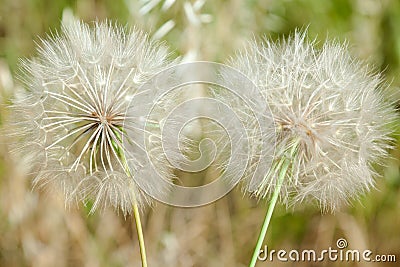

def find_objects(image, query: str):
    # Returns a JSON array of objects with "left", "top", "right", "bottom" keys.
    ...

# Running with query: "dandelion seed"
[
  {"left": 7, "top": 19, "right": 173, "bottom": 216},
  {"left": 233, "top": 31, "right": 396, "bottom": 211},
  {"left": 6, "top": 19, "right": 176, "bottom": 267},
  {"left": 229, "top": 31, "right": 397, "bottom": 267}
]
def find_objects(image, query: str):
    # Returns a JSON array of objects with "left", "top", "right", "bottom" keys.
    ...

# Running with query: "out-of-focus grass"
[{"left": 0, "top": 1, "right": 399, "bottom": 267}]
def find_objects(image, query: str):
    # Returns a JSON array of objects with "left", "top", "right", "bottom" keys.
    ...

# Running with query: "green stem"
[
  {"left": 132, "top": 199, "right": 148, "bottom": 267},
  {"left": 116, "top": 141, "right": 148, "bottom": 267},
  {"left": 248, "top": 159, "right": 290, "bottom": 267},
  {"left": 104, "top": 128, "right": 149, "bottom": 267}
]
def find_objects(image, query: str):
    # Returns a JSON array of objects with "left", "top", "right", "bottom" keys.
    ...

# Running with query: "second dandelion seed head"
[{"left": 230, "top": 31, "right": 396, "bottom": 212}]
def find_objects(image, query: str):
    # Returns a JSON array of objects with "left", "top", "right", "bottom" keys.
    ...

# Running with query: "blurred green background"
[{"left": 0, "top": 0, "right": 399, "bottom": 266}]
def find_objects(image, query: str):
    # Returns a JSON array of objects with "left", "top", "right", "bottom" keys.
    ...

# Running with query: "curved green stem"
[{"left": 248, "top": 159, "right": 290, "bottom": 267}]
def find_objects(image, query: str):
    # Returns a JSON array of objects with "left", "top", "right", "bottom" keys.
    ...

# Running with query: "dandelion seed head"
[
  {"left": 7, "top": 20, "right": 173, "bottom": 215},
  {"left": 231, "top": 31, "right": 396, "bottom": 212}
]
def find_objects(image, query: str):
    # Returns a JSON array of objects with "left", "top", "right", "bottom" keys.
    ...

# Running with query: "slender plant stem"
[
  {"left": 132, "top": 199, "right": 148, "bottom": 267},
  {"left": 117, "top": 145, "right": 148, "bottom": 267},
  {"left": 109, "top": 128, "right": 149, "bottom": 267},
  {"left": 248, "top": 159, "right": 290, "bottom": 267}
]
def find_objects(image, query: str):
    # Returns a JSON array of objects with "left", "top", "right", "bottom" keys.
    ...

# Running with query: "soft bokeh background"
[{"left": 0, "top": 0, "right": 399, "bottom": 266}]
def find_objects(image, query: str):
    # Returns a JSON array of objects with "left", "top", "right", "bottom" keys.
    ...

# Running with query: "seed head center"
[{"left": 92, "top": 111, "right": 113, "bottom": 125}]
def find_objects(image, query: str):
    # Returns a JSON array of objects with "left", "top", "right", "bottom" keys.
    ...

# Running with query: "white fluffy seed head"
[
  {"left": 7, "top": 20, "right": 173, "bottom": 215},
  {"left": 231, "top": 31, "right": 397, "bottom": 212}
]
